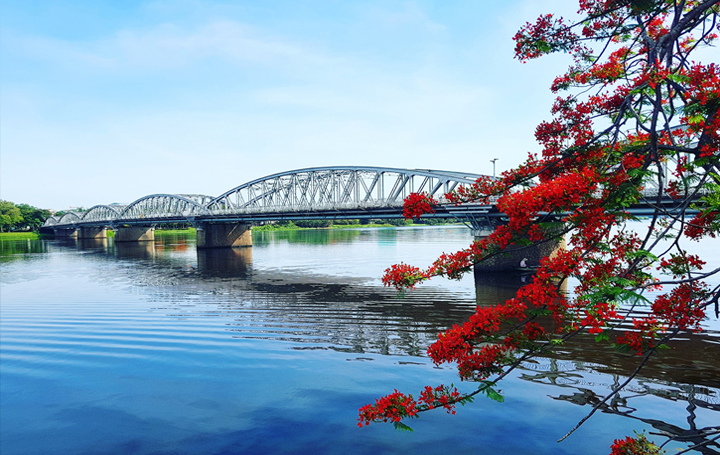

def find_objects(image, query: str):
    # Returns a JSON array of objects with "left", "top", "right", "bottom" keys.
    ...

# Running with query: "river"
[{"left": 1, "top": 226, "right": 718, "bottom": 454}]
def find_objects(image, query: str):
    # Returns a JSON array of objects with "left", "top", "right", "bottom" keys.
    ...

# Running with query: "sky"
[{"left": 1, "top": 0, "right": 580, "bottom": 210}]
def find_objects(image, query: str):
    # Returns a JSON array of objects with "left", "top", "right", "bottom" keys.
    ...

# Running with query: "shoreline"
[{"left": 1, "top": 222, "right": 463, "bottom": 240}]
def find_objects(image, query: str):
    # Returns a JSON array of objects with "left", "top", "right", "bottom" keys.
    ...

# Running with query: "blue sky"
[{"left": 1, "top": 0, "right": 578, "bottom": 210}]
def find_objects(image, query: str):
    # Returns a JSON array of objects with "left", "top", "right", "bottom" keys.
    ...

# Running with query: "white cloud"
[{"left": 6, "top": 20, "right": 340, "bottom": 74}]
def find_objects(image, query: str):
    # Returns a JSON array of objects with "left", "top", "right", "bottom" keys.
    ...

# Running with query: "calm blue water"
[{"left": 1, "top": 226, "right": 718, "bottom": 454}]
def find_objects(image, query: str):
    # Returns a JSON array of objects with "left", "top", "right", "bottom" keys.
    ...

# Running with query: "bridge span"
[
  {"left": 42, "top": 165, "right": 693, "bottom": 252},
  {"left": 43, "top": 166, "right": 502, "bottom": 247}
]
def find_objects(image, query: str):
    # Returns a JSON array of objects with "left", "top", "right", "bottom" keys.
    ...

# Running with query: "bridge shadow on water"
[{"left": 29, "top": 236, "right": 720, "bottom": 454}]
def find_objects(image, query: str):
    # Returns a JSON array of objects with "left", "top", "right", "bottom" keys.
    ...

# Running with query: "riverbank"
[
  {"left": 0, "top": 232, "right": 46, "bottom": 240},
  {"left": 5, "top": 222, "right": 461, "bottom": 240}
]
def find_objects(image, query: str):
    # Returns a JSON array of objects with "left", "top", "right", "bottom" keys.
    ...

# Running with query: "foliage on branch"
[{"left": 359, "top": 1, "right": 720, "bottom": 452}]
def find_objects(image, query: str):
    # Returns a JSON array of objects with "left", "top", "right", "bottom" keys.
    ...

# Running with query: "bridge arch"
[
  {"left": 80, "top": 205, "right": 122, "bottom": 224},
  {"left": 176, "top": 194, "right": 215, "bottom": 206},
  {"left": 118, "top": 194, "right": 208, "bottom": 222},
  {"left": 57, "top": 212, "right": 82, "bottom": 225},
  {"left": 204, "top": 166, "right": 485, "bottom": 213},
  {"left": 43, "top": 216, "right": 61, "bottom": 227}
]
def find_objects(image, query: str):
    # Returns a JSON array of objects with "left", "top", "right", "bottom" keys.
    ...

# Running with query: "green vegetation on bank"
[
  {"left": 154, "top": 228, "right": 197, "bottom": 236},
  {"left": 6, "top": 218, "right": 460, "bottom": 238},
  {"left": 0, "top": 200, "right": 52, "bottom": 232},
  {"left": 0, "top": 232, "right": 45, "bottom": 240}
]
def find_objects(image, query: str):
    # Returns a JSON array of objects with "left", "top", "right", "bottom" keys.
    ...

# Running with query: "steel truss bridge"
[
  {"left": 42, "top": 165, "right": 699, "bottom": 233},
  {"left": 43, "top": 167, "right": 502, "bottom": 232}
]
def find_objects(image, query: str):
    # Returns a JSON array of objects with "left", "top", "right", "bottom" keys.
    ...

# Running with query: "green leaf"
[
  {"left": 667, "top": 73, "right": 690, "bottom": 84},
  {"left": 627, "top": 249, "right": 658, "bottom": 261},
  {"left": 536, "top": 40, "right": 552, "bottom": 53},
  {"left": 613, "top": 343, "right": 631, "bottom": 353},
  {"left": 527, "top": 308, "right": 552, "bottom": 317},
  {"left": 393, "top": 421, "right": 414, "bottom": 432},
  {"left": 484, "top": 387, "right": 505, "bottom": 403},
  {"left": 459, "top": 395, "right": 475, "bottom": 406},
  {"left": 514, "top": 237, "right": 533, "bottom": 246},
  {"left": 617, "top": 290, "right": 652, "bottom": 306},
  {"left": 595, "top": 332, "right": 610, "bottom": 342}
]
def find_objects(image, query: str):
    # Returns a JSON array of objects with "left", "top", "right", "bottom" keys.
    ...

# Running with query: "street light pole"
[{"left": 490, "top": 158, "right": 498, "bottom": 179}]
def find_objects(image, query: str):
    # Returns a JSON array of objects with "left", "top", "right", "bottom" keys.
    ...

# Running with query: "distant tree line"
[{"left": 0, "top": 200, "right": 52, "bottom": 232}]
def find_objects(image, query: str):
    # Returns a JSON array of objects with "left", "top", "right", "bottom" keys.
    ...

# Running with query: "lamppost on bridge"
[{"left": 490, "top": 158, "right": 499, "bottom": 180}]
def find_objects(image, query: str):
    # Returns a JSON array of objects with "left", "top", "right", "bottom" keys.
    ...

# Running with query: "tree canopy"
[
  {"left": 359, "top": 1, "right": 719, "bottom": 453},
  {"left": 0, "top": 200, "right": 52, "bottom": 232}
]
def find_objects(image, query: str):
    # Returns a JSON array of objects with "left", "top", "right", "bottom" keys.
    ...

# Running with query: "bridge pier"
[
  {"left": 197, "top": 223, "right": 252, "bottom": 249},
  {"left": 471, "top": 228, "right": 494, "bottom": 237},
  {"left": 78, "top": 226, "right": 107, "bottom": 239},
  {"left": 115, "top": 226, "right": 155, "bottom": 242},
  {"left": 473, "top": 228, "right": 566, "bottom": 272},
  {"left": 54, "top": 228, "right": 79, "bottom": 239}
]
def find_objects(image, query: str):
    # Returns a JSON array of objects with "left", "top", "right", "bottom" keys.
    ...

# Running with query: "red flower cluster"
[
  {"left": 615, "top": 318, "right": 661, "bottom": 355},
  {"left": 685, "top": 211, "right": 718, "bottom": 240},
  {"left": 358, "top": 384, "right": 467, "bottom": 427},
  {"left": 363, "top": 3, "right": 719, "bottom": 452},
  {"left": 652, "top": 282, "right": 708, "bottom": 332},
  {"left": 403, "top": 192, "right": 438, "bottom": 219},
  {"left": 513, "top": 14, "right": 584, "bottom": 63},
  {"left": 579, "top": 303, "right": 619, "bottom": 335},
  {"left": 658, "top": 252, "right": 705, "bottom": 278},
  {"left": 358, "top": 390, "right": 418, "bottom": 426},
  {"left": 418, "top": 385, "right": 462, "bottom": 414},
  {"left": 381, "top": 263, "right": 428, "bottom": 290}
]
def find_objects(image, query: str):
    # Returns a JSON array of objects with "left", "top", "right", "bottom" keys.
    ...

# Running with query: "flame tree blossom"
[{"left": 359, "top": 1, "right": 720, "bottom": 453}]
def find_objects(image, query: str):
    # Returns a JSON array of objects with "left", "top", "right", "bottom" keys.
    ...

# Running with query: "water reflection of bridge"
[
  {"left": 55, "top": 237, "right": 719, "bottom": 386},
  {"left": 519, "top": 359, "right": 720, "bottom": 454}
]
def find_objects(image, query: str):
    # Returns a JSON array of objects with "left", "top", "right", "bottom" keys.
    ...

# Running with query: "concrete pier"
[
  {"left": 54, "top": 228, "right": 79, "bottom": 239},
  {"left": 115, "top": 226, "right": 155, "bottom": 242},
  {"left": 196, "top": 223, "right": 252, "bottom": 249},
  {"left": 473, "top": 228, "right": 566, "bottom": 272},
  {"left": 79, "top": 226, "right": 107, "bottom": 239}
]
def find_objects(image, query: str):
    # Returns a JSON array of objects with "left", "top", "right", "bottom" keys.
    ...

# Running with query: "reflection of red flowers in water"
[{"left": 610, "top": 434, "right": 662, "bottom": 455}]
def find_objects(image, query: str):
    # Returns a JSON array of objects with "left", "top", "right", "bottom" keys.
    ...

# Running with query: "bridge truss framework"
[{"left": 43, "top": 167, "right": 498, "bottom": 232}]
